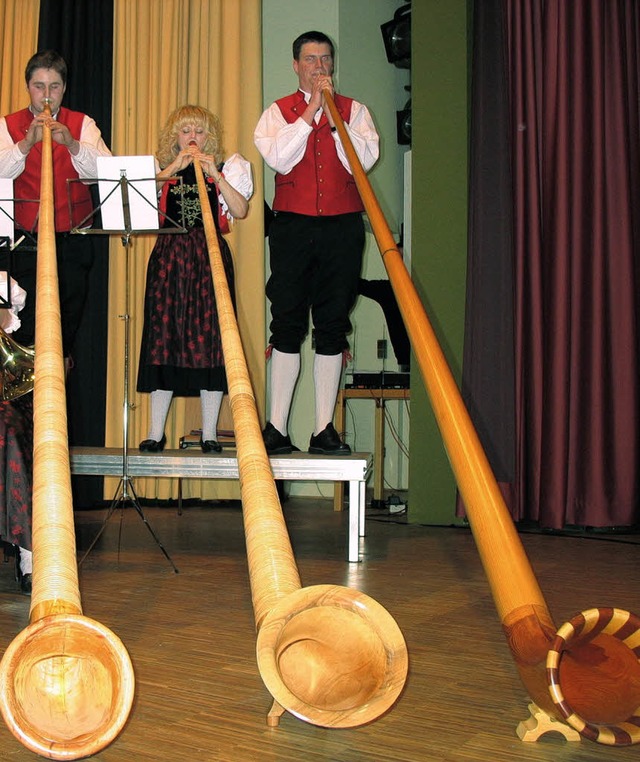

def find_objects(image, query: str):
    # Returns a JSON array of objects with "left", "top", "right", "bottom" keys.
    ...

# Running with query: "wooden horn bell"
[
  {"left": 0, "top": 100, "right": 135, "bottom": 759},
  {"left": 189, "top": 146, "right": 408, "bottom": 728},
  {"left": 321, "top": 89, "right": 640, "bottom": 746}
]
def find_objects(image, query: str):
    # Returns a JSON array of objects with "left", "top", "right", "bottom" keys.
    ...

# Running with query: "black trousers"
[
  {"left": 0, "top": 231, "right": 96, "bottom": 355},
  {"left": 266, "top": 211, "right": 365, "bottom": 355}
]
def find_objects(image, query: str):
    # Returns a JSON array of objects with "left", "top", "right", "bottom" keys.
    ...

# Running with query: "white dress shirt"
[
  {"left": 0, "top": 109, "right": 111, "bottom": 180},
  {"left": 254, "top": 89, "right": 379, "bottom": 176}
]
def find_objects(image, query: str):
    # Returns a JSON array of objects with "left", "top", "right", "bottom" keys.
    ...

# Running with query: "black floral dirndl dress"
[
  {"left": 136, "top": 164, "right": 235, "bottom": 396},
  {"left": 0, "top": 394, "right": 33, "bottom": 551}
]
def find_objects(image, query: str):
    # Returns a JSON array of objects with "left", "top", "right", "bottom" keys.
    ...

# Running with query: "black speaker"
[
  {"left": 397, "top": 88, "right": 411, "bottom": 145},
  {"left": 381, "top": 4, "right": 411, "bottom": 69}
]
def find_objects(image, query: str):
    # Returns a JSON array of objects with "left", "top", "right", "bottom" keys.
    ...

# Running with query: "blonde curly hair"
[{"left": 156, "top": 104, "right": 223, "bottom": 168}]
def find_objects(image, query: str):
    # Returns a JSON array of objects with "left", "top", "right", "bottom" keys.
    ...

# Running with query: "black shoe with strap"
[
  {"left": 201, "top": 439, "right": 222, "bottom": 453},
  {"left": 262, "top": 422, "right": 293, "bottom": 454},
  {"left": 139, "top": 434, "right": 167, "bottom": 452},
  {"left": 308, "top": 423, "right": 351, "bottom": 455}
]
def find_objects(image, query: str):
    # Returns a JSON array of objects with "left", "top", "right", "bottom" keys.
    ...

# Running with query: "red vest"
[
  {"left": 5, "top": 107, "right": 94, "bottom": 232},
  {"left": 273, "top": 92, "right": 364, "bottom": 216}
]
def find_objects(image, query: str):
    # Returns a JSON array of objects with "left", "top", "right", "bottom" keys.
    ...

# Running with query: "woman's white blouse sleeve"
[{"left": 219, "top": 153, "right": 253, "bottom": 221}]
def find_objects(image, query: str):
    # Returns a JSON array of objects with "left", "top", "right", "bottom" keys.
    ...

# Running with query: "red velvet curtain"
[
  {"left": 509, "top": 0, "right": 640, "bottom": 528},
  {"left": 466, "top": 0, "right": 640, "bottom": 528}
]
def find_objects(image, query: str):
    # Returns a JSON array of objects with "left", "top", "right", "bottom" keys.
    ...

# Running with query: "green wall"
[{"left": 408, "top": 2, "right": 469, "bottom": 525}]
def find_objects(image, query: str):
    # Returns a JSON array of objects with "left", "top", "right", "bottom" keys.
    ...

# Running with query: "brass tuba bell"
[{"left": 0, "top": 326, "right": 35, "bottom": 400}]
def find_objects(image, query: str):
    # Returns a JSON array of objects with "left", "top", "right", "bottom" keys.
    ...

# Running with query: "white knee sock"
[
  {"left": 269, "top": 349, "right": 300, "bottom": 435},
  {"left": 200, "top": 390, "right": 224, "bottom": 441},
  {"left": 148, "top": 389, "right": 173, "bottom": 441},
  {"left": 314, "top": 353, "right": 343, "bottom": 435},
  {"left": 19, "top": 547, "right": 32, "bottom": 575}
]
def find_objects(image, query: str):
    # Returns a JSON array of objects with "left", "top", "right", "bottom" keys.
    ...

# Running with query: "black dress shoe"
[
  {"left": 20, "top": 573, "right": 32, "bottom": 596},
  {"left": 262, "top": 422, "right": 293, "bottom": 454},
  {"left": 139, "top": 434, "right": 166, "bottom": 452},
  {"left": 201, "top": 439, "right": 222, "bottom": 453},
  {"left": 308, "top": 422, "right": 351, "bottom": 455}
]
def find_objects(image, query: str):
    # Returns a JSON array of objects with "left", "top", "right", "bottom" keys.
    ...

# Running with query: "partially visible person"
[
  {"left": 254, "top": 30, "right": 379, "bottom": 456},
  {"left": 0, "top": 49, "right": 111, "bottom": 360},
  {"left": 137, "top": 104, "right": 253, "bottom": 453},
  {"left": 0, "top": 274, "right": 33, "bottom": 595}
]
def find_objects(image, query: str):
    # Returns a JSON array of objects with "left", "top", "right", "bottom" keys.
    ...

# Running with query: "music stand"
[
  {"left": 73, "top": 158, "right": 186, "bottom": 572},
  {"left": 0, "top": 180, "right": 38, "bottom": 310},
  {"left": 0, "top": 237, "right": 11, "bottom": 309}
]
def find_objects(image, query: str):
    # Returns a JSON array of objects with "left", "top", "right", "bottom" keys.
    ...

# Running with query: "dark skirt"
[
  {"left": 0, "top": 395, "right": 33, "bottom": 550},
  {"left": 137, "top": 227, "right": 235, "bottom": 396}
]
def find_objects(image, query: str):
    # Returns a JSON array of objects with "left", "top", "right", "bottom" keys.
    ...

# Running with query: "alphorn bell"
[
  {"left": 188, "top": 142, "right": 408, "bottom": 727},
  {"left": 321, "top": 89, "right": 640, "bottom": 745},
  {"left": 0, "top": 99, "right": 135, "bottom": 759}
]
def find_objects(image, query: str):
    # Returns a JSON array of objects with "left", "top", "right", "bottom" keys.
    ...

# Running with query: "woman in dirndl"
[{"left": 137, "top": 104, "right": 253, "bottom": 453}]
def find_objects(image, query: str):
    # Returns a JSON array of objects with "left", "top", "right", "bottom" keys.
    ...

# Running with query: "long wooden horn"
[
  {"left": 322, "top": 89, "right": 640, "bottom": 746},
  {"left": 0, "top": 100, "right": 135, "bottom": 759},
  {"left": 189, "top": 146, "right": 407, "bottom": 727}
]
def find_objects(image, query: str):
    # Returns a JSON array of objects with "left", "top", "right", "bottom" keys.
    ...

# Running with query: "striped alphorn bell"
[
  {"left": 0, "top": 99, "right": 135, "bottom": 759},
  {"left": 322, "top": 88, "right": 640, "bottom": 746},
  {"left": 189, "top": 143, "right": 408, "bottom": 728}
]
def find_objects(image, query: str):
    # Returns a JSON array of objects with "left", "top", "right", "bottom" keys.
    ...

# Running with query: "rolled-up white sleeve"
[
  {"left": 71, "top": 115, "right": 112, "bottom": 179},
  {"left": 254, "top": 103, "right": 313, "bottom": 175},
  {"left": 0, "top": 118, "right": 27, "bottom": 179},
  {"left": 333, "top": 100, "right": 379, "bottom": 174}
]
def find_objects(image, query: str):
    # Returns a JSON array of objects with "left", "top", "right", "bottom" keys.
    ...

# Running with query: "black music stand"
[
  {"left": 0, "top": 237, "right": 11, "bottom": 309},
  {"left": 73, "top": 168, "right": 186, "bottom": 572},
  {"left": 0, "top": 195, "right": 38, "bottom": 310}
]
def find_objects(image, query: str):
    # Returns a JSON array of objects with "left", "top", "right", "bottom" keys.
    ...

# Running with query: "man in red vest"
[
  {"left": 254, "top": 31, "right": 379, "bottom": 455},
  {"left": 0, "top": 50, "right": 111, "bottom": 361}
]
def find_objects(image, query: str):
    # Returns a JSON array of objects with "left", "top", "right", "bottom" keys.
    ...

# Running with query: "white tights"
[{"left": 147, "top": 389, "right": 224, "bottom": 442}]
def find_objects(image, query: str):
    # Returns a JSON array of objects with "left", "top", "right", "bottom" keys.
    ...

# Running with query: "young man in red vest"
[
  {"left": 0, "top": 50, "right": 111, "bottom": 360},
  {"left": 254, "top": 31, "right": 379, "bottom": 455}
]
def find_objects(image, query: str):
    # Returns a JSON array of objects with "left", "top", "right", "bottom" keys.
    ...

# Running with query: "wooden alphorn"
[
  {"left": 322, "top": 88, "right": 640, "bottom": 746},
  {"left": 189, "top": 144, "right": 408, "bottom": 728},
  {"left": 0, "top": 100, "right": 135, "bottom": 759}
]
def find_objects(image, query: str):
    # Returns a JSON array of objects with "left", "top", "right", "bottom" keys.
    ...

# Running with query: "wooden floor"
[{"left": 0, "top": 495, "right": 639, "bottom": 761}]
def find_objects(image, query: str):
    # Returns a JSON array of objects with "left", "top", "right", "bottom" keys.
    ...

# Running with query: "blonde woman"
[{"left": 137, "top": 105, "right": 253, "bottom": 453}]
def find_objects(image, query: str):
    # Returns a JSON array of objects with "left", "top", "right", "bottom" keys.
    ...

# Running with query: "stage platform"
[{"left": 69, "top": 447, "right": 372, "bottom": 562}]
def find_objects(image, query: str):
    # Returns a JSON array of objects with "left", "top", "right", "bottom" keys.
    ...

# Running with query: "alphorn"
[
  {"left": 322, "top": 89, "right": 640, "bottom": 746},
  {"left": 0, "top": 100, "right": 135, "bottom": 759},
  {"left": 189, "top": 144, "right": 408, "bottom": 727}
]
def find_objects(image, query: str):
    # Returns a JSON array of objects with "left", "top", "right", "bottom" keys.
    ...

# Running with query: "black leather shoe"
[
  {"left": 201, "top": 439, "right": 222, "bottom": 453},
  {"left": 262, "top": 422, "right": 293, "bottom": 454},
  {"left": 20, "top": 573, "right": 32, "bottom": 596},
  {"left": 309, "top": 423, "right": 351, "bottom": 455},
  {"left": 139, "top": 434, "right": 166, "bottom": 452}
]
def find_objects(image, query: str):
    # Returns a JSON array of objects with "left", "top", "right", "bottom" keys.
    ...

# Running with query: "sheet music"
[{"left": 96, "top": 155, "right": 158, "bottom": 231}]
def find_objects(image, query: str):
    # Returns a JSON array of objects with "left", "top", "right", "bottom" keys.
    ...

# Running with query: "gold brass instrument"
[
  {"left": 0, "top": 328, "right": 35, "bottom": 400},
  {"left": 0, "top": 99, "right": 135, "bottom": 759},
  {"left": 189, "top": 144, "right": 408, "bottom": 728},
  {"left": 322, "top": 89, "right": 640, "bottom": 746}
]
